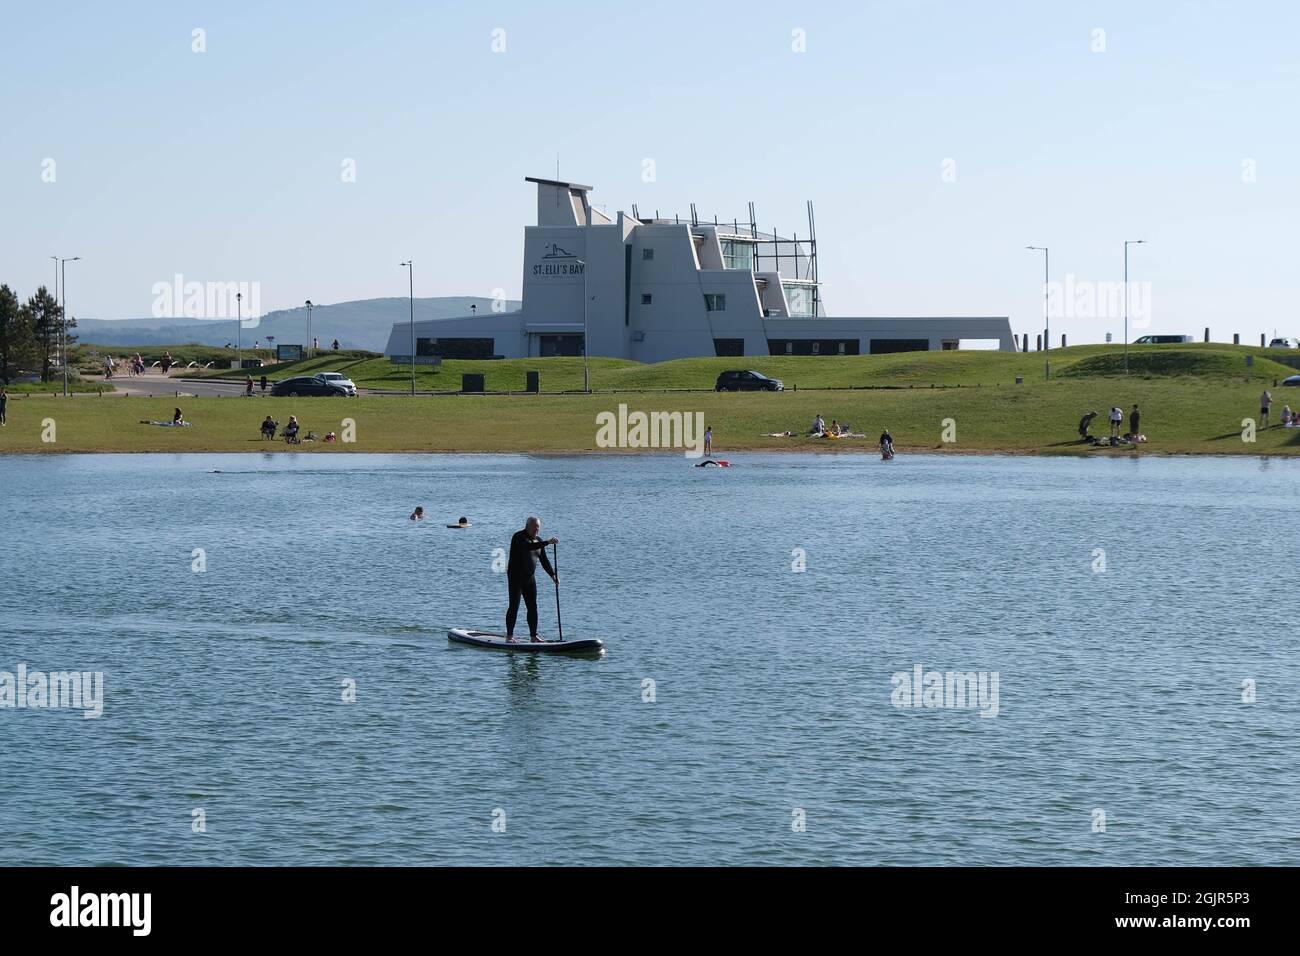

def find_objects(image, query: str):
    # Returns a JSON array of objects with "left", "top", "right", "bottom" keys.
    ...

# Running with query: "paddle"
[{"left": 552, "top": 542, "right": 563, "bottom": 641}]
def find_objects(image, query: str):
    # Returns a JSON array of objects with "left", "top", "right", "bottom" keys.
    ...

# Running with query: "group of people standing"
[{"left": 1079, "top": 405, "right": 1142, "bottom": 443}]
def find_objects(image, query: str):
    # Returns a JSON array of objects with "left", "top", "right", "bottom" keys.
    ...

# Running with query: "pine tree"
[
  {"left": 0, "top": 284, "right": 37, "bottom": 385},
  {"left": 23, "top": 286, "right": 75, "bottom": 381}
]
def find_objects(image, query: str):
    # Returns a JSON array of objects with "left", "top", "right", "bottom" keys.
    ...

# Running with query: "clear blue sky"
[{"left": 3, "top": 1, "right": 1297, "bottom": 343}]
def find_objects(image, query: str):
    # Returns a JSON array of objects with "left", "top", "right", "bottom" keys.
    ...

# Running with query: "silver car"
[{"left": 313, "top": 372, "right": 357, "bottom": 395}]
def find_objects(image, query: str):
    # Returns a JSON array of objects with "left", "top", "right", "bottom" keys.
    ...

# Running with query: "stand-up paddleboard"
[{"left": 447, "top": 628, "right": 603, "bottom": 653}]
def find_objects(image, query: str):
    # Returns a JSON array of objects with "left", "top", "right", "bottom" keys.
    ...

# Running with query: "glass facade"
[
  {"left": 785, "top": 284, "right": 816, "bottom": 316},
  {"left": 721, "top": 240, "right": 754, "bottom": 271},
  {"left": 418, "top": 337, "right": 495, "bottom": 359}
]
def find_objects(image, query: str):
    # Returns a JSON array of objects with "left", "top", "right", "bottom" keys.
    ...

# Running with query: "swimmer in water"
[{"left": 410, "top": 507, "right": 425, "bottom": 521}]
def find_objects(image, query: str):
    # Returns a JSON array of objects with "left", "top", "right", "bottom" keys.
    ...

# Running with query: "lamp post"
[
  {"left": 50, "top": 256, "right": 61, "bottom": 387},
  {"left": 574, "top": 258, "right": 590, "bottom": 393},
  {"left": 400, "top": 262, "right": 414, "bottom": 396},
  {"left": 236, "top": 291, "right": 243, "bottom": 371},
  {"left": 1124, "top": 239, "right": 1146, "bottom": 373},
  {"left": 1026, "top": 245, "right": 1050, "bottom": 378},
  {"left": 304, "top": 300, "right": 313, "bottom": 359},
  {"left": 59, "top": 256, "right": 80, "bottom": 397}
]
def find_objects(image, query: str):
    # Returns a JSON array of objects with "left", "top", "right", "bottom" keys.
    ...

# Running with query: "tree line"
[{"left": 0, "top": 284, "right": 77, "bottom": 384}]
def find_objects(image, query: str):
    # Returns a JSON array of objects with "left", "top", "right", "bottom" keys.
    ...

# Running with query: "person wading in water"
[{"left": 506, "top": 516, "right": 558, "bottom": 643}]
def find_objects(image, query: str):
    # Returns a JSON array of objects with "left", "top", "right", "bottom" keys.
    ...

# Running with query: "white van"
[
  {"left": 1268, "top": 337, "right": 1298, "bottom": 349},
  {"left": 1133, "top": 334, "right": 1193, "bottom": 344}
]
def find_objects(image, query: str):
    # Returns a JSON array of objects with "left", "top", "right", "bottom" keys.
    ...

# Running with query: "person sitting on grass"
[
  {"left": 811, "top": 414, "right": 825, "bottom": 436},
  {"left": 284, "top": 416, "right": 301, "bottom": 443},
  {"left": 1282, "top": 405, "right": 1293, "bottom": 427},
  {"left": 173, "top": 407, "right": 185, "bottom": 425},
  {"left": 261, "top": 416, "right": 277, "bottom": 439}
]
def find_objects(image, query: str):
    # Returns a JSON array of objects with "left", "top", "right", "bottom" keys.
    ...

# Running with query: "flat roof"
[{"left": 525, "top": 176, "right": 594, "bottom": 191}]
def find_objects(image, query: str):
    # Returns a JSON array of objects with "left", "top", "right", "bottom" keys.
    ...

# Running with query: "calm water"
[{"left": 1, "top": 452, "right": 1297, "bottom": 866}]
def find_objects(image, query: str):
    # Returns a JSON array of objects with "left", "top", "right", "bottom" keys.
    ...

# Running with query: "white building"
[{"left": 384, "top": 177, "right": 1016, "bottom": 361}]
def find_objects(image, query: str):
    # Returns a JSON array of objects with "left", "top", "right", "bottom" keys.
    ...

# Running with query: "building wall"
[{"left": 383, "top": 179, "right": 1017, "bottom": 360}]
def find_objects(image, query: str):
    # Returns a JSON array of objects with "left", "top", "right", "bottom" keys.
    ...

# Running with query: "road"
[{"left": 95, "top": 372, "right": 265, "bottom": 398}]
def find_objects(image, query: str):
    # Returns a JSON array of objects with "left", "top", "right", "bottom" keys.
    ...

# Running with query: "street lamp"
[
  {"left": 399, "top": 262, "right": 415, "bottom": 396},
  {"left": 59, "top": 256, "right": 80, "bottom": 397},
  {"left": 574, "top": 258, "right": 590, "bottom": 393},
  {"left": 1026, "top": 246, "right": 1050, "bottom": 378},
  {"left": 50, "top": 256, "right": 61, "bottom": 387},
  {"left": 1124, "top": 239, "right": 1146, "bottom": 373},
  {"left": 304, "top": 300, "right": 313, "bottom": 359},
  {"left": 236, "top": 291, "right": 243, "bottom": 371}
]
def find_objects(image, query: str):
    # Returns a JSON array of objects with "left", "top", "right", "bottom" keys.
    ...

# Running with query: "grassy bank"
[
  {"left": 178, "top": 342, "right": 1300, "bottom": 393},
  {"left": 2, "top": 376, "right": 1297, "bottom": 456}
]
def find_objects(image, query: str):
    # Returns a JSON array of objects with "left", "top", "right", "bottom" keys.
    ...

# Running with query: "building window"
[
  {"left": 418, "top": 337, "right": 495, "bottom": 359},
  {"left": 713, "top": 338, "right": 744, "bottom": 357},
  {"left": 641, "top": 293, "right": 653, "bottom": 305},
  {"left": 704, "top": 293, "right": 726, "bottom": 312},
  {"left": 538, "top": 334, "right": 584, "bottom": 357},
  {"left": 768, "top": 339, "right": 861, "bottom": 356},
  {"left": 642, "top": 248, "right": 654, "bottom": 260},
  {"left": 721, "top": 240, "right": 754, "bottom": 271},
  {"left": 785, "top": 284, "right": 815, "bottom": 316},
  {"left": 868, "top": 339, "right": 929, "bottom": 355}
]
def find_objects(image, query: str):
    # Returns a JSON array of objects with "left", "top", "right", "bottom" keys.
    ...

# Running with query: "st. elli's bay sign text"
[{"left": 532, "top": 243, "right": 585, "bottom": 276}]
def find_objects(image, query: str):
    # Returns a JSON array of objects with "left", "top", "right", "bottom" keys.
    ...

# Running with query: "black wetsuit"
[{"left": 506, "top": 529, "right": 555, "bottom": 637}]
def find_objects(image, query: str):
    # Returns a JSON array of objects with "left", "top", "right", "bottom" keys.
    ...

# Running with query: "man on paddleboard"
[{"left": 506, "top": 516, "right": 558, "bottom": 643}]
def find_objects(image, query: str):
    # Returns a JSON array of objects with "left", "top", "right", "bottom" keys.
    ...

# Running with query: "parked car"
[
  {"left": 1268, "top": 337, "right": 1298, "bottom": 349},
  {"left": 312, "top": 372, "right": 357, "bottom": 394},
  {"left": 270, "top": 376, "right": 352, "bottom": 397},
  {"left": 1133, "top": 334, "right": 1193, "bottom": 344},
  {"left": 1282, "top": 374, "right": 1300, "bottom": 387},
  {"left": 715, "top": 370, "right": 784, "bottom": 392}
]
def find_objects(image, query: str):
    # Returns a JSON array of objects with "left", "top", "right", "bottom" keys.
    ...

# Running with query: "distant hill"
[{"left": 73, "top": 297, "right": 521, "bottom": 352}]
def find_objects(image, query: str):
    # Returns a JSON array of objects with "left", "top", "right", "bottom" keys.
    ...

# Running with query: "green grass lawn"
[
  {"left": 3, "top": 378, "right": 114, "bottom": 395},
  {"left": 3, "top": 376, "right": 1297, "bottom": 456},
  {"left": 176, "top": 342, "right": 1300, "bottom": 393}
]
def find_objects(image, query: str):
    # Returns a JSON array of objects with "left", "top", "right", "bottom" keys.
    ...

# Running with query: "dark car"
[
  {"left": 715, "top": 370, "right": 784, "bottom": 392},
  {"left": 270, "top": 376, "right": 350, "bottom": 397},
  {"left": 1282, "top": 374, "right": 1300, "bottom": 387}
]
